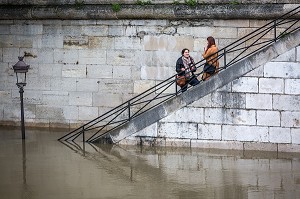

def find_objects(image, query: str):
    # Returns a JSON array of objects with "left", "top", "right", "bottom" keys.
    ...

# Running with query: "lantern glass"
[{"left": 13, "top": 57, "right": 30, "bottom": 87}]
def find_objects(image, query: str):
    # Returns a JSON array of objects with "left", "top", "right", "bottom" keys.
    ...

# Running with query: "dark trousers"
[{"left": 181, "top": 76, "right": 200, "bottom": 92}]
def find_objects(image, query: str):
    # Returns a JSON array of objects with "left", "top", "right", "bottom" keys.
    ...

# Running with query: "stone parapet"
[{"left": 0, "top": 3, "right": 299, "bottom": 20}]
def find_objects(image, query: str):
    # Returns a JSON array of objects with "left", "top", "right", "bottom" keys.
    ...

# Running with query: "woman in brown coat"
[{"left": 202, "top": 36, "right": 219, "bottom": 81}]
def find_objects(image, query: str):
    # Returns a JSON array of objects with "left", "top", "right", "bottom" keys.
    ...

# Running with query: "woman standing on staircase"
[
  {"left": 202, "top": 36, "right": 219, "bottom": 81},
  {"left": 176, "top": 48, "right": 200, "bottom": 92}
]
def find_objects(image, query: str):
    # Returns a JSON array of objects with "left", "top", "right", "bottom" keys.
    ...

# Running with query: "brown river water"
[{"left": 0, "top": 127, "right": 300, "bottom": 199}]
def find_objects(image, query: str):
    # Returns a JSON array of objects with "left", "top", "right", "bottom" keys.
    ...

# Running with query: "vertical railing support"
[
  {"left": 223, "top": 48, "right": 227, "bottom": 69},
  {"left": 274, "top": 20, "right": 277, "bottom": 42},
  {"left": 82, "top": 126, "right": 85, "bottom": 142},
  {"left": 128, "top": 101, "right": 131, "bottom": 121}
]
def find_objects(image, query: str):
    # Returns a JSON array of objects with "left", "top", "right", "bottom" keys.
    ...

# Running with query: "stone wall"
[
  {"left": 0, "top": 17, "right": 293, "bottom": 129},
  {"left": 0, "top": 3, "right": 299, "bottom": 131},
  {"left": 124, "top": 44, "right": 300, "bottom": 152}
]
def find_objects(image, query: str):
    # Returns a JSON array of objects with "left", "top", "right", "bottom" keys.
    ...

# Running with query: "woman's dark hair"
[
  {"left": 205, "top": 36, "right": 216, "bottom": 53},
  {"left": 181, "top": 48, "right": 189, "bottom": 55}
]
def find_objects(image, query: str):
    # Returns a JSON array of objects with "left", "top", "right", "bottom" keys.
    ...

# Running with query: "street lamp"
[{"left": 13, "top": 56, "right": 30, "bottom": 139}]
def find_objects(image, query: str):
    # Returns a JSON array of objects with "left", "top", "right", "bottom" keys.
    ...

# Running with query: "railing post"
[
  {"left": 82, "top": 126, "right": 85, "bottom": 142},
  {"left": 128, "top": 101, "right": 131, "bottom": 121},
  {"left": 175, "top": 78, "right": 178, "bottom": 96},
  {"left": 223, "top": 48, "right": 227, "bottom": 69},
  {"left": 274, "top": 20, "right": 277, "bottom": 42}
]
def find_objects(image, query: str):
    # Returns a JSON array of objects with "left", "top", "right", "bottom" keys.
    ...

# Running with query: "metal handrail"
[{"left": 58, "top": 6, "right": 300, "bottom": 142}]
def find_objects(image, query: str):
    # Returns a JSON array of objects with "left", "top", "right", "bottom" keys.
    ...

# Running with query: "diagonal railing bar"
[
  {"left": 131, "top": 93, "right": 175, "bottom": 107},
  {"left": 59, "top": 6, "right": 300, "bottom": 143},
  {"left": 86, "top": 105, "right": 129, "bottom": 141},
  {"left": 227, "top": 29, "right": 274, "bottom": 67},
  {"left": 130, "top": 80, "right": 176, "bottom": 119}
]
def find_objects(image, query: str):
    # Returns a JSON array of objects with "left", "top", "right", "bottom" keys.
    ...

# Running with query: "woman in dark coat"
[{"left": 176, "top": 48, "right": 200, "bottom": 92}]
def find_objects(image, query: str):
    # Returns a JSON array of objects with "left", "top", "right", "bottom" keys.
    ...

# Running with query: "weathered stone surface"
[{"left": 0, "top": 4, "right": 299, "bottom": 20}]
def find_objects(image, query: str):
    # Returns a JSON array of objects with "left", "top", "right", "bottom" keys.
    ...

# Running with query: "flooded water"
[{"left": 0, "top": 127, "right": 300, "bottom": 199}]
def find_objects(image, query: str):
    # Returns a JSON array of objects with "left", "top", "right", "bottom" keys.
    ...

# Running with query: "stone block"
[
  {"left": 161, "top": 107, "right": 204, "bottom": 123},
  {"left": 39, "top": 63, "right": 63, "bottom": 78},
  {"left": 269, "top": 127, "right": 291, "bottom": 143},
  {"left": 62, "top": 106, "right": 79, "bottom": 120},
  {"left": 42, "top": 34, "right": 64, "bottom": 48},
  {"left": 141, "top": 65, "right": 172, "bottom": 80},
  {"left": 222, "top": 125, "right": 269, "bottom": 142},
  {"left": 3, "top": 104, "right": 19, "bottom": 119},
  {"left": 232, "top": 77, "right": 258, "bottom": 93},
  {"left": 79, "top": 49, "right": 107, "bottom": 65},
  {"left": 2, "top": 47, "right": 21, "bottom": 62},
  {"left": 92, "top": 93, "right": 122, "bottom": 107},
  {"left": 238, "top": 27, "right": 274, "bottom": 39},
  {"left": 278, "top": 143, "right": 300, "bottom": 153},
  {"left": 273, "top": 95, "right": 300, "bottom": 111},
  {"left": 285, "top": 79, "right": 300, "bottom": 95},
  {"left": 108, "top": 25, "right": 125, "bottom": 36},
  {"left": 214, "top": 19, "right": 250, "bottom": 27},
  {"left": 243, "top": 142, "right": 278, "bottom": 152},
  {"left": 198, "top": 124, "right": 222, "bottom": 140},
  {"left": 190, "top": 140, "right": 243, "bottom": 150},
  {"left": 133, "top": 122, "right": 158, "bottom": 137},
  {"left": 291, "top": 128, "right": 300, "bottom": 144},
  {"left": 50, "top": 77, "right": 77, "bottom": 91},
  {"left": 62, "top": 64, "right": 86, "bottom": 78},
  {"left": 114, "top": 37, "right": 141, "bottom": 50},
  {"left": 0, "top": 91, "right": 12, "bottom": 104},
  {"left": 133, "top": 80, "right": 155, "bottom": 94},
  {"left": 63, "top": 35, "right": 88, "bottom": 49},
  {"left": 36, "top": 105, "right": 64, "bottom": 120},
  {"left": 42, "top": 91, "right": 69, "bottom": 106},
  {"left": 281, "top": 111, "right": 300, "bottom": 128},
  {"left": 82, "top": 25, "right": 109, "bottom": 36},
  {"left": 158, "top": 122, "right": 197, "bottom": 139},
  {"left": 297, "top": 46, "right": 300, "bottom": 62},
  {"left": 113, "top": 65, "right": 132, "bottom": 79},
  {"left": 143, "top": 35, "right": 194, "bottom": 51},
  {"left": 26, "top": 77, "right": 51, "bottom": 91},
  {"left": 228, "top": 109, "right": 257, "bottom": 125},
  {"left": 205, "top": 108, "right": 256, "bottom": 125},
  {"left": 178, "top": 26, "right": 237, "bottom": 39},
  {"left": 165, "top": 138, "right": 191, "bottom": 148},
  {"left": 0, "top": 25, "right": 9, "bottom": 34},
  {"left": 246, "top": 93, "right": 272, "bottom": 110},
  {"left": 152, "top": 51, "right": 179, "bottom": 68},
  {"left": 257, "top": 110, "right": 280, "bottom": 127},
  {"left": 76, "top": 78, "right": 99, "bottom": 92},
  {"left": 264, "top": 62, "right": 300, "bottom": 78},
  {"left": 97, "top": 80, "right": 132, "bottom": 94},
  {"left": 69, "top": 92, "right": 93, "bottom": 106},
  {"left": 211, "top": 92, "right": 246, "bottom": 109},
  {"left": 245, "top": 65, "right": 264, "bottom": 77},
  {"left": 86, "top": 64, "right": 113, "bottom": 79},
  {"left": 272, "top": 48, "right": 296, "bottom": 62},
  {"left": 107, "top": 49, "right": 135, "bottom": 66},
  {"left": 190, "top": 93, "right": 212, "bottom": 108},
  {"left": 89, "top": 36, "right": 114, "bottom": 49},
  {"left": 259, "top": 78, "right": 284, "bottom": 94},
  {"left": 54, "top": 49, "right": 79, "bottom": 64},
  {"left": 78, "top": 106, "right": 98, "bottom": 120},
  {"left": 10, "top": 24, "right": 43, "bottom": 35}
]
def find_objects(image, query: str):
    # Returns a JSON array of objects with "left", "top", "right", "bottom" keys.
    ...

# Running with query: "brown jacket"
[{"left": 202, "top": 45, "right": 219, "bottom": 68}]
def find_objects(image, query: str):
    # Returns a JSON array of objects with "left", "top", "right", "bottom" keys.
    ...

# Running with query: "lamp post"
[{"left": 13, "top": 56, "right": 30, "bottom": 139}]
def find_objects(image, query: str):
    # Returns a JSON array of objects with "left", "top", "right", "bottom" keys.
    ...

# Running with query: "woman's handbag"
[
  {"left": 176, "top": 75, "right": 186, "bottom": 87},
  {"left": 203, "top": 63, "right": 216, "bottom": 75}
]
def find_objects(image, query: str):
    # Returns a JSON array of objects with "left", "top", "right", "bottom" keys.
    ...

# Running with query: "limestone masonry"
[{"left": 0, "top": 2, "right": 299, "bottom": 151}]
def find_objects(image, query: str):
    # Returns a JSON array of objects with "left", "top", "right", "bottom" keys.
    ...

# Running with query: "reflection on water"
[{"left": 0, "top": 127, "right": 300, "bottom": 199}]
